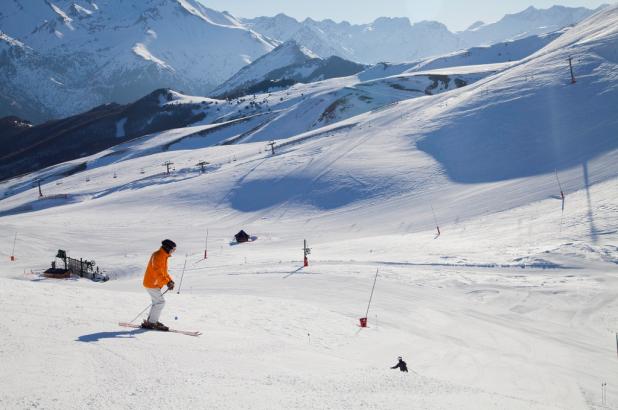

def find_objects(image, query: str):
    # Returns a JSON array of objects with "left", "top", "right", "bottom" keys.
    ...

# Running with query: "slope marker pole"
[
  {"left": 204, "top": 229, "right": 209, "bottom": 260},
  {"left": 602, "top": 381, "right": 607, "bottom": 406},
  {"left": 555, "top": 170, "right": 566, "bottom": 233},
  {"left": 360, "top": 269, "right": 379, "bottom": 327},
  {"left": 303, "top": 239, "right": 311, "bottom": 267},
  {"left": 554, "top": 169, "right": 565, "bottom": 201},
  {"left": 431, "top": 205, "right": 441, "bottom": 239},
  {"left": 177, "top": 254, "right": 188, "bottom": 294},
  {"left": 10, "top": 232, "right": 17, "bottom": 261}
]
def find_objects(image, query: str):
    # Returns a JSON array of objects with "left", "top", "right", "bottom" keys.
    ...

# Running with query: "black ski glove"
[{"left": 167, "top": 280, "right": 175, "bottom": 290}]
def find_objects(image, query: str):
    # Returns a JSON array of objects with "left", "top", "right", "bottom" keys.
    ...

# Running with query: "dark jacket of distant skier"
[
  {"left": 142, "top": 239, "right": 176, "bottom": 330},
  {"left": 391, "top": 357, "right": 408, "bottom": 372}
]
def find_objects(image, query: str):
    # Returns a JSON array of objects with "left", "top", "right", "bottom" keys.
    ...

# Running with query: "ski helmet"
[{"left": 162, "top": 239, "right": 177, "bottom": 252}]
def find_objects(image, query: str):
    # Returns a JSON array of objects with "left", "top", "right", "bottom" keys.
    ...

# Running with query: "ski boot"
[
  {"left": 154, "top": 322, "right": 169, "bottom": 331},
  {"left": 141, "top": 320, "right": 155, "bottom": 329}
]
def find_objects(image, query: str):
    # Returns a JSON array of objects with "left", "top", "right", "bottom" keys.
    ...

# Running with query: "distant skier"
[
  {"left": 391, "top": 356, "right": 408, "bottom": 372},
  {"left": 141, "top": 239, "right": 176, "bottom": 331}
]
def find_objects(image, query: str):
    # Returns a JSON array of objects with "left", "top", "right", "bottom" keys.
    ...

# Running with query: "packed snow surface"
[{"left": 1, "top": 5, "right": 618, "bottom": 410}]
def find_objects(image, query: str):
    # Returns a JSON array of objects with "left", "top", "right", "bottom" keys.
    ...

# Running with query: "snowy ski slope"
[{"left": 0, "top": 5, "right": 617, "bottom": 410}]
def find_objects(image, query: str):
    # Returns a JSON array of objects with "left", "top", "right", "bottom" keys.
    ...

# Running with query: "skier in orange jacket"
[{"left": 141, "top": 239, "right": 176, "bottom": 331}]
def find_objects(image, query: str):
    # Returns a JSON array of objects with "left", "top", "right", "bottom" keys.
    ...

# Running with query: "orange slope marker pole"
[{"left": 10, "top": 232, "right": 17, "bottom": 261}]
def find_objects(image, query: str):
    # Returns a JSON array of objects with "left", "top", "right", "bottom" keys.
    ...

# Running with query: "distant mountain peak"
[
  {"left": 212, "top": 41, "right": 366, "bottom": 99},
  {"left": 272, "top": 13, "right": 295, "bottom": 21},
  {"left": 466, "top": 21, "right": 485, "bottom": 31},
  {"left": 459, "top": 4, "right": 598, "bottom": 44},
  {"left": 372, "top": 16, "right": 412, "bottom": 29},
  {"left": 411, "top": 20, "right": 449, "bottom": 31},
  {"left": 276, "top": 39, "right": 320, "bottom": 59}
]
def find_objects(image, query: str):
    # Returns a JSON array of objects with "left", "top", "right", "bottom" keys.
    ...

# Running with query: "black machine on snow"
[{"left": 43, "top": 249, "right": 109, "bottom": 282}]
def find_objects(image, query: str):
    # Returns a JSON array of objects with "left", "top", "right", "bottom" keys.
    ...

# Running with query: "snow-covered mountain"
[
  {"left": 1, "top": 64, "right": 492, "bottom": 182},
  {"left": 1, "top": 5, "right": 618, "bottom": 409},
  {"left": 1, "top": 21, "right": 566, "bottom": 182},
  {"left": 3, "top": 3, "right": 615, "bottom": 243},
  {"left": 244, "top": 5, "right": 602, "bottom": 64},
  {"left": 244, "top": 15, "right": 464, "bottom": 64},
  {"left": 0, "top": 0, "right": 276, "bottom": 123},
  {"left": 457, "top": 4, "right": 607, "bottom": 45},
  {"left": 0, "top": 3, "right": 603, "bottom": 124},
  {"left": 212, "top": 41, "right": 367, "bottom": 99},
  {"left": 358, "top": 29, "right": 564, "bottom": 81}
]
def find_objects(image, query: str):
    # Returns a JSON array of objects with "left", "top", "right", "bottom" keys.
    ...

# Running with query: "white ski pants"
[{"left": 146, "top": 287, "right": 166, "bottom": 323}]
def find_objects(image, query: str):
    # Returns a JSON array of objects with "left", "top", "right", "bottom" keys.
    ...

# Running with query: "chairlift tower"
[
  {"left": 196, "top": 161, "right": 210, "bottom": 173},
  {"left": 568, "top": 56, "right": 576, "bottom": 84},
  {"left": 163, "top": 161, "right": 175, "bottom": 175},
  {"left": 33, "top": 179, "right": 43, "bottom": 198},
  {"left": 267, "top": 141, "right": 276, "bottom": 155}
]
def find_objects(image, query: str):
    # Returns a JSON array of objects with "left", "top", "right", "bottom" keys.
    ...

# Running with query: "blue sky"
[{"left": 198, "top": 0, "right": 608, "bottom": 31}]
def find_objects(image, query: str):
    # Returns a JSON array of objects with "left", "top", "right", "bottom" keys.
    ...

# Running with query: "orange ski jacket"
[{"left": 143, "top": 247, "right": 173, "bottom": 289}]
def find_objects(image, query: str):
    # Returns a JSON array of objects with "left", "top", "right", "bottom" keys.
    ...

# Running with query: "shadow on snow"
[{"left": 76, "top": 328, "right": 147, "bottom": 342}]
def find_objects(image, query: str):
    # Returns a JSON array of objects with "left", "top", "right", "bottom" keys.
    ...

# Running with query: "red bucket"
[
  {"left": 10, "top": 255, "right": 15, "bottom": 261},
  {"left": 359, "top": 317, "right": 367, "bottom": 327}
]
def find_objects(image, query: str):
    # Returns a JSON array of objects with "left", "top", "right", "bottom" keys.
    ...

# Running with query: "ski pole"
[
  {"left": 177, "top": 254, "right": 188, "bottom": 294},
  {"left": 129, "top": 288, "right": 170, "bottom": 323}
]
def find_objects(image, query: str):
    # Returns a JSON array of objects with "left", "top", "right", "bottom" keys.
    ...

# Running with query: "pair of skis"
[{"left": 118, "top": 322, "right": 201, "bottom": 337}]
